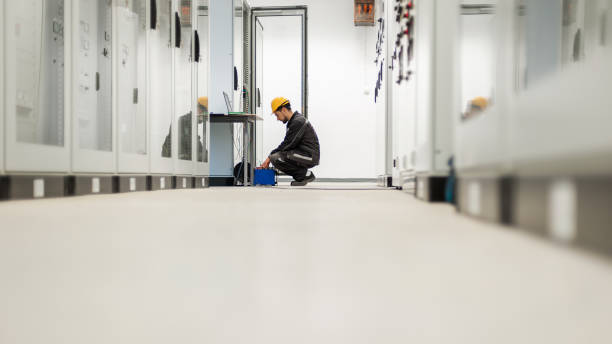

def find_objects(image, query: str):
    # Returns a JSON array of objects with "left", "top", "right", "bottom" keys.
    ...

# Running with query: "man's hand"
[{"left": 258, "top": 157, "right": 271, "bottom": 170}]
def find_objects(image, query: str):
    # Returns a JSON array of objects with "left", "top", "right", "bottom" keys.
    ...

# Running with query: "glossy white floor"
[{"left": 1, "top": 183, "right": 612, "bottom": 344}]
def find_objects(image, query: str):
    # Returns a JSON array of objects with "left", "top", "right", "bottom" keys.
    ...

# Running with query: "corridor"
[{"left": 1, "top": 185, "right": 612, "bottom": 343}]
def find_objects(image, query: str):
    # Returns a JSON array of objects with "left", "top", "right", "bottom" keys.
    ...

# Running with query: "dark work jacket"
[{"left": 270, "top": 112, "right": 320, "bottom": 165}]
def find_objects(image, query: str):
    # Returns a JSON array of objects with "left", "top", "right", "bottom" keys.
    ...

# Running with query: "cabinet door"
[
  {"left": 194, "top": 1, "right": 210, "bottom": 176},
  {"left": 117, "top": 0, "right": 149, "bottom": 173},
  {"left": 174, "top": 0, "right": 194, "bottom": 175},
  {"left": 149, "top": 0, "right": 174, "bottom": 174},
  {"left": 0, "top": 0, "right": 5, "bottom": 173},
  {"left": 4, "top": 0, "right": 71, "bottom": 173},
  {"left": 72, "top": 0, "right": 115, "bottom": 173}
]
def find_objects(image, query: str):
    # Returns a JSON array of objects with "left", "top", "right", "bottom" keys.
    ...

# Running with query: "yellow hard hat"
[
  {"left": 198, "top": 96, "right": 208, "bottom": 108},
  {"left": 471, "top": 97, "right": 488, "bottom": 111},
  {"left": 271, "top": 97, "right": 290, "bottom": 113}
]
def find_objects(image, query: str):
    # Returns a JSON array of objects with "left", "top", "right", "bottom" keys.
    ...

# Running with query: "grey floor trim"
[
  {"left": 149, "top": 175, "right": 174, "bottom": 191},
  {"left": 277, "top": 178, "right": 377, "bottom": 183},
  {"left": 117, "top": 176, "right": 148, "bottom": 193},
  {"left": 0, "top": 175, "right": 67, "bottom": 200},
  {"left": 194, "top": 176, "right": 210, "bottom": 188},
  {"left": 415, "top": 175, "right": 449, "bottom": 202},
  {"left": 0, "top": 174, "right": 211, "bottom": 201},
  {"left": 457, "top": 175, "right": 612, "bottom": 258},
  {"left": 71, "top": 176, "right": 115, "bottom": 196}
]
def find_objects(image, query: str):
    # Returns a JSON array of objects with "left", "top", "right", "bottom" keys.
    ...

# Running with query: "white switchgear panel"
[
  {"left": 0, "top": 0, "right": 4, "bottom": 173},
  {"left": 4, "top": 0, "right": 71, "bottom": 172},
  {"left": 149, "top": 0, "right": 175, "bottom": 174},
  {"left": 174, "top": 0, "right": 195, "bottom": 174},
  {"left": 413, "top": 0, "right": 458, "bottom": 176},
  {"left": 116, "top": 0, "right": 149, "bottom": 173},
  {"left": 72, "top": 0, "right": 115, "bottom": 173},
  {"left": 195, "top": 0, "right": 211, "bottom": 176},
  {"left": 75, "top": 0, "right": 112, "bottom": 152}
]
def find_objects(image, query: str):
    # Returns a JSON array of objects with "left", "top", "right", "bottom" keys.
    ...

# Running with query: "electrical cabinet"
[
  {"left": 149, "top": 0, "right": 174, "bottom": 174},
  {"left": 0, "top": 2, "right": 4, "bottom": 174},
  {"left": 378, "top": 0, "right": 457, "bottom": 194},
  {"left": 232, "top": 0, "right": 245, "bottom": 167},
  {"left": 174, "top": 0, "right": 195, "bottom": 175},
  {"left": 413, "top": 0, "right": 458, "bottom": 177},
  {"left": 72, "top": 0, "right": 115, "bottom": 173},
  {"left": 455, "top": 0, "right": 612, "bottom": 177},
  {"left": 388, "top": 0, "right": 417, "bottom": 189},
  {"left": 1, "top": 0, "right": 214, "bottom": 190},
  {"left": 507, "top": 0, "right": 612, "bottom": 176},
  {"left": 4, "top": 0, "right": 71, "bottom": 172},
  {"left": 195, "top": 0, "right": 210, "bottom": 176},
  {"left": 233, "top": 0, "right": 244, "bottom": 112},
  {"left": 116, "top": 0, "right": 149, "bottom": 173},
  {"left": 374, "top": 1, "right": 388, "bottom": 181},
  {"left": 454, "top": 1, "right": 506, "bottom": 175}
]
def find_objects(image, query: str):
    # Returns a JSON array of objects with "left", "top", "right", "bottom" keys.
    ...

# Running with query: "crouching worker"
[{"left": 258, "top": 97, "right": 320, "bottom": 186}]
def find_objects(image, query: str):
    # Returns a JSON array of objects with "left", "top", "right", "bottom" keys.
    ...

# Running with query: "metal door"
[
  {"left": 72, "top": 0, "right": 115, "bottom": 173},
  {"left": 116, "top": 0, "right": 149, "bottom": 173},
  {"left": 0, "top": 0, "right": 4, "bottom": 173},
  {"left": 148, "top": 0, "right": 174, "bottom": 174},
  {"left": 194, "top": 0, "right": 210, "bottom": 176},
  {"left": 4, "top": 0, "right": 71, "bottom": 173},
  {"left": 174, "top": 0, "right": 195, "bottom": 175}
]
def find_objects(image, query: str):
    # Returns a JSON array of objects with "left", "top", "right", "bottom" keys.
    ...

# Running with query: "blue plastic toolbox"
[{"left": 254, "top": 169, "right": 277, "bottom": 186}]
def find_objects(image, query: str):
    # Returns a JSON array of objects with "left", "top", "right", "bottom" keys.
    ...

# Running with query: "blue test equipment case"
[{"left": 254, "top": 169, "right": 277, "bottom": 186}]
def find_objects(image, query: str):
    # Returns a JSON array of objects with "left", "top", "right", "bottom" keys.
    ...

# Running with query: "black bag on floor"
[{"left": 233, "top": 162, "right": 252, "bottom": 185}]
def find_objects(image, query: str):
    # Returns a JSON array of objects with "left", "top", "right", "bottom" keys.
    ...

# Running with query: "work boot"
[{"left": 291, "top": 171, "right": 316, "bottom": 186}]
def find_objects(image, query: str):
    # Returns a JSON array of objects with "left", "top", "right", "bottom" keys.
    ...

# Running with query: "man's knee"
[{"left": 270, "top": 152, "right": 283, "bottom": 165}]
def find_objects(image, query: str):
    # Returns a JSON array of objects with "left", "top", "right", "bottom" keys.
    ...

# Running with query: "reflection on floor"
[{"left": 1, "top": 183, "right": 612, "bottom": 344}]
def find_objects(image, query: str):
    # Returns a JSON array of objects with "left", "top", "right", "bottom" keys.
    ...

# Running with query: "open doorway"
[{"left": 250, "top": 6, "right": 307, "bottom": 165}]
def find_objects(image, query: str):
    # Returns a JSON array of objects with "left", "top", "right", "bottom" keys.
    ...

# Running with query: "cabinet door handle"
[
  {"left": 194, "top": 30, "right": 200, "bottom": 62},
  {"left": 234, "top": 66, "right": 238, "bottom": 91},
  {"left": 175, "top": 12, "right": 181, "bottom": 48},
  {"left": 257, "top": 88, "right": 261, "bottom": 108},
  {"left": 150, "top": 0, "right": 157, "bottom": 30}
]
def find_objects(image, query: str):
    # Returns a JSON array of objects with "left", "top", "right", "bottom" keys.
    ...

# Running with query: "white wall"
[{"left": 252, "top": 0, "right": 379, "bottom": 179}]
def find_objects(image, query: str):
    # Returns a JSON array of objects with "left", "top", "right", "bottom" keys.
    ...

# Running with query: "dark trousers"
[{"left": 270, "top": 151, "right": 316, "bottom": 181}]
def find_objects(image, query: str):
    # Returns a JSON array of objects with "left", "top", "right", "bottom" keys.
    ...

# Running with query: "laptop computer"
[{"left": 223, "top": 91, "right": 245, "bottom": 115}]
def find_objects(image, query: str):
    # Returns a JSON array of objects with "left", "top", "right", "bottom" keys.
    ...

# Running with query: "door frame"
[{"left": 250, "top": 6, "right": 308, "bottom": 118}]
